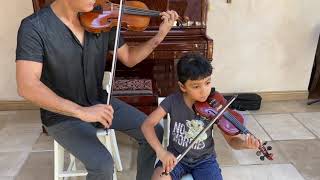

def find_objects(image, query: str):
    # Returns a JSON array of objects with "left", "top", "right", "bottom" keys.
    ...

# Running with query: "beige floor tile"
[
  {"left": 15, "top": 151, "right": 53, "bottom": 180},
  {"left": 32, "top": 133, "right": 54, "bottom": 151},
  {"left": 0, "top": 127, "right": 41, "bottom": 152},
  {"left": 117, "top": 169, "right": 137, "bottom": 180},
  {"left": 292, "top": 112, "right": 320, "bottom": 138},
  {"left": 275, "top": 140, "right": 320, "bottom": 180},
  {"left": 235, "top": 110, "right": 251, "bottom": 115},
  {"left": 0, "top": 120, "right": 6, "bottom": 132},
  {"left": 16, "top": 150, "right": 137, "bottom": 180},
  {"left": 244, "top": 114, "right": 271, "bottom": 141},
  {"left": 115, "top": 131, "right": 136, "bottom": 146},
  {"left": 0, "top": 110, "right": 42, "bottom": 152},
  {"left": 213, "top": 127, "right": 239, "bottom": 166},
  {"left": 215, "top": 115, "right": 286, "bottom": 165},
  {"left": 3, "top": 104, "right": 319, "bottom": 180},
  {"left": 118, "top": 142, "right": 138, "bottom": 171},
  {"left": 221, "top": 164, "right": 305, "bottom": 180},
  {"left": 0, "top": 152, "right": 29, "bottom": 177},
  {"left": 0, "top": 176, "right": 15, "bottom": 180},
  {"left": 231, "top": 141, "right": 288, "bottom": 165},
  {"left": 254, "top": 114, "right": 316, "bottom": 140}
]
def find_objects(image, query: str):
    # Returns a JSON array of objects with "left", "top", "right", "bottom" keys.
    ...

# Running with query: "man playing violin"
[
  {"left": 16, "top": 0, "right": 178, "bottom": 179},
  {"left": 142, "top": 53, "right": 261, "bottom": 180}
]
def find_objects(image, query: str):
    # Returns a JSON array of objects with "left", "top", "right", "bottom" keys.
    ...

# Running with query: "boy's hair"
[{"left": 177, "top": 53, "right": 213, "bottom": 84}]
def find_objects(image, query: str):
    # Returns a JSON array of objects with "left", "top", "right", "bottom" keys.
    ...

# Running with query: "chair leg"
[
  {"left": 54, "top": 140, "right": 64, "bottom": 180},
  {"left": 97, "top": 129, "right": 121, "bottom": 179},
  {"left": 109, "top": 129, "right": 123, "bottom": 172},
  {"left": 67, "top": 153, "right": 77, "bottom": 171}
]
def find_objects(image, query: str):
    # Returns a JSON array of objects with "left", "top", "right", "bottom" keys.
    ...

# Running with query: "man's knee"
[{"left": 86, "top": 153, "right": 114, "bottom": 176}]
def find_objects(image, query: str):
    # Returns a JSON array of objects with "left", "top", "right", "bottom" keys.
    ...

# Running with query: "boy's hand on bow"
[{"left": 157, "top": 149, "right": 177, "bottom": 173}]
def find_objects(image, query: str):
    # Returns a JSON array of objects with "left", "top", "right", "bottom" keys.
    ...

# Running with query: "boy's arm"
[
  {"left": 220, "top": 129, "right": 260, "bottom": 150},
  {"left": 141, "top": 106, "right": 177, "bottom": 172},
  {"left": 141, "top": 106, "right": 168, "bottom": 156}
]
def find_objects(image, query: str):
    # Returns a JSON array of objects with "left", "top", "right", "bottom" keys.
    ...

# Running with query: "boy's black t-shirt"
[
  {"left": 160, "top": 91, "right": 216, "bottom": 164},
  {"left": 16, "top": 6, "right": 124, "bottom": 126}
]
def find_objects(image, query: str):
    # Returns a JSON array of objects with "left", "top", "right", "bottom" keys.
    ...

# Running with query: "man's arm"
[
  {"left": 116, "top": 10, "right": 179, "bottom": 67},
  {"left": 16, "top": 60, "right": 112, "bottom": 128}
]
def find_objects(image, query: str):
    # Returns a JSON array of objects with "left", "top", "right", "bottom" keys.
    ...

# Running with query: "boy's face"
[{"left": 179, "top": 76, "right": 212, "bottom": 102}]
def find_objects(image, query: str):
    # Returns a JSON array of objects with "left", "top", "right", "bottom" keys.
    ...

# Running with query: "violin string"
[
  {"left": 124, "top": 8, "right": 159, "bottom": 16},
  {"left": 223, "top": 111, "right": 249, "bottom": 133},
  {"left": 124, "top": 6, "right": 160, "bottom": 14},
  {"left": 110, "top": 3, "right": 160, "bottom": 13},
  {"left": 109, "top": 3, "right": 184, "bottom": 24},
  {"left": 110, "top": 3, "right": 160, "bottom": 16}
]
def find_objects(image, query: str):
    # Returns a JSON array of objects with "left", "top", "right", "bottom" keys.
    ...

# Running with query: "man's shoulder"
[{"left": 20, "top": 7, "right": 51, "bottom": 30}]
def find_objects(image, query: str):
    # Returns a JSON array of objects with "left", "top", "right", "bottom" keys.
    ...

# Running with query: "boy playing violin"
[{"left": 141, "top": 53, "right": 261, "bottom": 180}]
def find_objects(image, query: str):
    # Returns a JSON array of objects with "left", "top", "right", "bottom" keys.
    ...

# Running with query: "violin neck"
[
  {"left": 123, "top": 6, "right": 160, "bottom": 17},
  {"left": 224, "top": 111, "right": 249, "bottom": 134}
]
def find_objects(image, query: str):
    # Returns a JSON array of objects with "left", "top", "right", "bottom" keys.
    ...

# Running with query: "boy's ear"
[{"left": 178, "top": 81, "right": 187, "bottom": 92}]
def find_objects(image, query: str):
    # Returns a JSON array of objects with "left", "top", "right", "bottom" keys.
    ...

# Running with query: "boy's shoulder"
[
  {"left": 160, "top": 91, "right": 183, "bottom": 112},
  {"left": 165, "top": 91, "right": 182, "bottom": 101}
]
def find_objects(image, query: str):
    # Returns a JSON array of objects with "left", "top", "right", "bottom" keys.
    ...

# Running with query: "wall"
[
  {"left": 0, "top": 0, "right": 320, "bottom": 100},
  {"left": 0, "top": 1, "right": 33, "bottom": 100},
  {"left": 208, "top": 0, "right": 320, "bottom": 93}
]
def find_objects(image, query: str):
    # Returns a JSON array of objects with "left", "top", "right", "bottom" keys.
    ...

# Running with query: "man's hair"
[{"left": 177, "top": 53, "right": 213, "bottom": 84}]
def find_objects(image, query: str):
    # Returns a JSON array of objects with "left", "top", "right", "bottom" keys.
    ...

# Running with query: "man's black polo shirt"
[{"left": 16, "top": 6, "right": 124, "bottom": 126}]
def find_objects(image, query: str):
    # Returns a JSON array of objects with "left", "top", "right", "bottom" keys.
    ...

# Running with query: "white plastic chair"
[{"left": 54, "top": 129, "right": 122, "bottom": 180}]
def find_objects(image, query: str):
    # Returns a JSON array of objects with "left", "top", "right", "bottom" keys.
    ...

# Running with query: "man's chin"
[
  {"left": 83, "top": 8, "right": 94, "bottom": 12},
  {"left": 81, "top": 5, "right": 94, "bottom": 13}
]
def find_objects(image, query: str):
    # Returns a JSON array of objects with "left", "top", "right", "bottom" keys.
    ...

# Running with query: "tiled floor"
[{"left": 1, "top": 100, "right": 320, "bottom": 180}]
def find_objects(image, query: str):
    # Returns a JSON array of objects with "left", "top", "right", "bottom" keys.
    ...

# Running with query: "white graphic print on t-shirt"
[{"left": 172, "top": 120, "right": 208, "bottom": 150}]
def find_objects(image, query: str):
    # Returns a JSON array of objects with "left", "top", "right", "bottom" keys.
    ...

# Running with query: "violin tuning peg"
[
  {"left": 260, "top": 156, "right": 265, "bottom": 161},
  {"left": 263, "top": 141, "right": 267, "bottom": 145},
  {"left": 93, "top": 5, "right": 103, "bottom": 12},
  {"left": 267, "top": 146, "right": 272, "bottom": 151},
  {"left": 256, "top": 151, "right": 261, "bottom": 156}
]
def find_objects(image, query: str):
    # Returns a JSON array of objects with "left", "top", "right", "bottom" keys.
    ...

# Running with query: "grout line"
[
  {"left": 250, "top": 114, "right": 274, "bottom": 141},
  {"left": 290, "top": 112, "right": 319, "bottom": 139}
]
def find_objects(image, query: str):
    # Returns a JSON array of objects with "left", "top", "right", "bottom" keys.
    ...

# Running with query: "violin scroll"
[{"left": 256, "top": 141, "right": 274, "bottom": 161}]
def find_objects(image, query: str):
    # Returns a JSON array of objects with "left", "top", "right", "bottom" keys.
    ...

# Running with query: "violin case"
[
  {"left": 224, "top": 93, "right": 262, "bottom": 111},
  {"left": 210, "top": 88, "right": 262, "bottom": 111}
]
